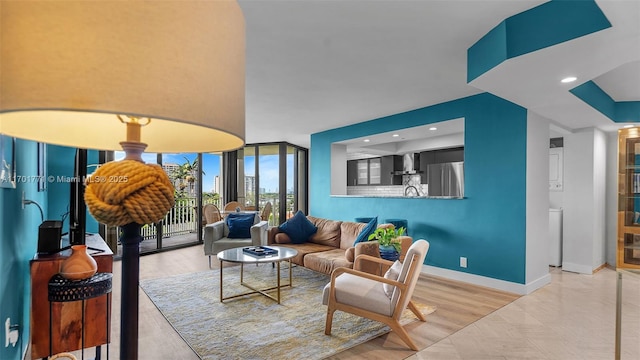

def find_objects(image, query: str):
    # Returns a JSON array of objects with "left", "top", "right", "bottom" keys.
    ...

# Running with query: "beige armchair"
[
  {"left": 322, "top": 239, "right": 430, "bottom": 351},
  {"left": 203, "top": 213, "right": 268, "bottom": 268}
]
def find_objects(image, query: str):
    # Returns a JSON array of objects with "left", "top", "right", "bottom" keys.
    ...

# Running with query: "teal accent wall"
[
  {"left": 0, "top": 139, "right": 46, "bottom": 360},
  {"left": 310, "top": 93, "right": 528, "bottom": 284},
  {"left": 467, "top": 22, "right": 507, "bottom": 83},
  {"left": 468, "top": 0, "right": 611, "bottom": 82},
  {"left": 0, "top": 142, "right": 100, "bottom": 360},
  {"left": 570, "top": 81, "right": 640, "bottom": 123},
  {"left": 618, "top": 102, "right": 640, "bottom": 123}
]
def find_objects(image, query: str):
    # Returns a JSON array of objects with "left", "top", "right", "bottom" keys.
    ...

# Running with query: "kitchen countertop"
[{"left": 332, "top": 195, "right": 465, "bottom": 199}]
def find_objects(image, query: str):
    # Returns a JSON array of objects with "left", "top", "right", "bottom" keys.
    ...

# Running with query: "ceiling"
[{"left": 239, "top": 0, "right": 640, "bottom": 149}]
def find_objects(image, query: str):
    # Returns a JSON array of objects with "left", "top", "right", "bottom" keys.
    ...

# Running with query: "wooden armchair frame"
[
  {"left": 325, "top": 240, "right": 429, "bottom": 351},
  {"left": 354, "top": 254, "right": 426, "bottom": 322}
]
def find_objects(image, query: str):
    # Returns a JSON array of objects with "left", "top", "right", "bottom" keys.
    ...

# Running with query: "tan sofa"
[{"left": 267, "top": 215, "right": 412, "bottom": 275}]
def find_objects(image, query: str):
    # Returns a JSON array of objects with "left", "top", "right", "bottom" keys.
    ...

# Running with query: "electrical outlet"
[
  {"left": 5, "top": 318, "right": 19, "bottom": 347},
  {"left": 460, "top": 257, "right": 467, "bottom": 268}
]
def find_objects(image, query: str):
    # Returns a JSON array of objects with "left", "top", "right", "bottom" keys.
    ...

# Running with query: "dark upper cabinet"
[
  {"left": 381, "top": 155, "right": 403, "bottom": 185},
  {"left": 435, "top": 147, "right": 464, "bottom": 163},
  {"left": 347, "top": 160, "right": 358, "bottom": 186},
  {"left": 420, "top": 147, "right": 464, "bottom": 165},
  {"left": 346, "top": 158, "right": 381, "bottom": 185},
  {"left": 348, "top": 155, "right": 402, "bottom": 186},
  {"left": 419, "top": 152, "right": 431, "bottom": 184}
]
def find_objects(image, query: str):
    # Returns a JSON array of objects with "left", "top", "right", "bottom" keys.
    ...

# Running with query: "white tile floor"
[{"left": 408, "top": 267, "right": 640, "bottom": 360}]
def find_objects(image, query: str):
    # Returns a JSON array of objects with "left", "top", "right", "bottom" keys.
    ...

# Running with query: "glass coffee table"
[{"left": 217, "top": 246, "right": 298, "bottom": 304}]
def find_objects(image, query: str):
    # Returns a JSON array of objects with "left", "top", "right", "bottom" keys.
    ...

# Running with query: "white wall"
[
  {"left": 562, "top": 128, "right": 607, "bottom": 273},
  {"left": 593, "top": 129, "right": 607, "bottom": 268},
  {"left": 331, "top": 144, "right": 347, "bottom": 195},
  {"left": 526, "top": 113, "right": 551, "bottom": 286},
  {"left": 605, "top": 131, "right": 619, "bottom": 266}
]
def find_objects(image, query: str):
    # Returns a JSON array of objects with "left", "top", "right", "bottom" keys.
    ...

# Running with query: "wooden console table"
[{"left": 30, "top": 234, "right": 113, "bottom": 359}]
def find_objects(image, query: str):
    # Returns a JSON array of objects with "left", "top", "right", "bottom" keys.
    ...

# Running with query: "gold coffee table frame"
[{"left": 217, "top": 246, "right": 298, "bottom": 304}]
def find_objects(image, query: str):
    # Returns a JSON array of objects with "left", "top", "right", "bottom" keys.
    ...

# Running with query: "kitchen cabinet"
[
  {"left": 347, "top": 160, "right": 358, "bottom": 186},
  {"left": 348, "top": 157, "right": 398, "bottom": 185},
  {"left": 357, "top": 159, "right": 369, "bottom": 185},
  {"left": 368, "top": 158, "right": 381, "bottom": 184},
  {"left": 435, "top": 147, "right": 464, "bottom": 163},
  {"left": 347, "top": 158, "right": 380, "bottom": 185},
  {"left": 381, "top": 155, "right": 403, "bottom": 185},
  {"left": 617, "top": 131, "right": 640, "bottom": 269}
]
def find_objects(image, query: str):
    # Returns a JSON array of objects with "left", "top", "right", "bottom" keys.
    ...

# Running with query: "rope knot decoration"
[{"left": 84, "top": 160, "right": 175, "bottom": 226}]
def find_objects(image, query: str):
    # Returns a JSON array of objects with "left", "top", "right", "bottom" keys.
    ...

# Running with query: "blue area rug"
[{"left": 140, "top": 265, "right": 434, "bottom": 360}]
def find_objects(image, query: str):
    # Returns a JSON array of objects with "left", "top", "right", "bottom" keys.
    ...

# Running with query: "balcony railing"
[
  {"left": 140, "top": 197, "right": 221, "bottom": 240},
  {"left": 138, "top": 195, "right": 291, "bottom": 240}
]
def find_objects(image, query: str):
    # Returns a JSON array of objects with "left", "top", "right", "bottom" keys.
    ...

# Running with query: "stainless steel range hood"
[{"left": 393, "top": 153, "right": 421, "bottom": 175}]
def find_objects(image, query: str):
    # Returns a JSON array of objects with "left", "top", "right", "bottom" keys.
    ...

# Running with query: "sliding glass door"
[
  {"left": 242, "top": 143, "right": 308, "bottom": 226},
  {"left": 100, "top": 142, "right": 305, "bottom": 257},
  {"left": 103, "top": 151, "right": 221, "bottom": 257}
]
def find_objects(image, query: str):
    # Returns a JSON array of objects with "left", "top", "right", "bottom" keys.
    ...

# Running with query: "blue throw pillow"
[
  {"left": 278, "top": 210, "right": 317, "bottom": 244},
  {"left": 226, "top": 213, "right": 255, "bottom": 239},
  {"left": 354, "top": 216, "right": 377, "bottom": 245}
]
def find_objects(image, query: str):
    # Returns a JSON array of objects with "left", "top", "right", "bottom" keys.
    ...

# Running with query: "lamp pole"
[
  {"left": 119, "top": 222, "right": 142, "bottom": 360},
  {"left": 117, "top": 121, "right": 150, "bottom": 360}
]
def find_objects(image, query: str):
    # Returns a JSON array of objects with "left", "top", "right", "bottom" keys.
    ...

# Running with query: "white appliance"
[{"left": 549, "top": 208, "right": 563, "bottom": 266}]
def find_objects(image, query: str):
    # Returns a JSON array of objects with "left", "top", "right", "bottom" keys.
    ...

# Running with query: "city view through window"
[{"left": 110, "top": 144, "right": 307, "bottom": 255}]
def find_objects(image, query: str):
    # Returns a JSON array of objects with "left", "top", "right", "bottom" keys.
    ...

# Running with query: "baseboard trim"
[
  {"left": 561, "top": 262, "right": 594, "bottom": 274},
  {"left": 593, "top": 263, "right": 607, "bottom": 273},
  {"left": 421, "top": 265, "right": 551, "bottom": 295}
]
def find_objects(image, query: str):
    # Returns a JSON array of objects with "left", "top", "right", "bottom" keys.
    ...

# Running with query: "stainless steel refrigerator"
[{"left": 427, "top": 162, "right": 464, "bottom": 197}]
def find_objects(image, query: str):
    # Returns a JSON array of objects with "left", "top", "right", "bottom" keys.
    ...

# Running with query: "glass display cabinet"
[{"left": 617, "top": 129, "right": 640, "bottom": 269}]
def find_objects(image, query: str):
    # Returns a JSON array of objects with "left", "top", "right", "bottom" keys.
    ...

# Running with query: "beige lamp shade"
[{"left": 0, "top": 0, "right": 245, "bottom": 152}]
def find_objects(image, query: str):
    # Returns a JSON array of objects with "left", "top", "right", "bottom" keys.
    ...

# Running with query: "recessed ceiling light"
[
  {"left": 392, "top": 134, "right": 399, "bottom": 137},
  {"left": 363, "top": 139, "right": 370, "bottom": 142},
  {"left": 429, "top": 127, "right": 437, "bottom": 131},
  {"left": 561, "top": 76, "right": 577, "bottom": 83},
  {"left": 623, "top": 125, "right": 634, "bottom": 128}
]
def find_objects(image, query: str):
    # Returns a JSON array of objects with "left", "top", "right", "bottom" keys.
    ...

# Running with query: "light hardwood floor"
[{"left": 68, "top": 245, "right": 639, "bottom": 359}]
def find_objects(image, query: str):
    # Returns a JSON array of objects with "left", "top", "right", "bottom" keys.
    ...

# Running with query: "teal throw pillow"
[
  {"left": 354, "top": 216, "right": 377, "bottom": 245},
  {"left": 226, "top": 213, "right": 255, "bottom": 239},
  {"left": 278, "top": 210, "right": 317, "bottom": 244}
]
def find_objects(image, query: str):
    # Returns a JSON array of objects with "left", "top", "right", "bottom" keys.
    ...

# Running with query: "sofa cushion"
[
  {"left": 354, "top": 216, "right": 377, "bottom": 245},
  {"left": 307, "top": 216, "right": 342, "bottom": 247},
  {"left": 226, "top": 213, "right": 256, "bottom": 238},
  {"left": 274, "top": 232, "right": 291, "bottom": 244},
  {"left": 278, "top": 210, "right": 318, "bottom": 244},
  {"left": 275, "top": 242, "right": 335, "bottom": 266},
  {"left": 303, "top": 249, "right": 352, "bottom": 275},
  {"left": 224, "top": 213, "right": 260, "bottom": 237},
  {"left": 345, "top": 247, "right": 355, "bottom": 263},
  {"left": 339, "top": 221, "right": 367, "bottom": 249}
]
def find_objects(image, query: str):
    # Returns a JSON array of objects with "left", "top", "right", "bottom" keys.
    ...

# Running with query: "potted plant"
[{"left": 368, "top": 226, "right": 406, "bottom": 261}]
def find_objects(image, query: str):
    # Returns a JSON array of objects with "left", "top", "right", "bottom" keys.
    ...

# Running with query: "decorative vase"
[
  {"left": 60, "top": 245, "right": 98, "bottom": 281},
  {"left": 379, "top": 245, "right": 399, "bottom": 261}
]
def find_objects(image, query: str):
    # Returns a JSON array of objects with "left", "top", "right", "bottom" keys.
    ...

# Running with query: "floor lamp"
[{"left": 0, "top": 2, "right": 245, "bottom": 359}]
